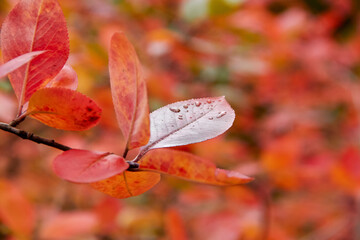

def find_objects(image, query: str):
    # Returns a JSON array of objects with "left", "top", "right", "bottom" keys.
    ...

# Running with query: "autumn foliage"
[{"left": 0, "top": 0, "right": 360, "bottom": 239}]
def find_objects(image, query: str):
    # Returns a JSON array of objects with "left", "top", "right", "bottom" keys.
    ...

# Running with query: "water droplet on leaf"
[
  {"left": 169, "top": 107, "right": 180, "bottom": 113},
  {"left": 195, "top": 101, "right": 201, "bottom": 107},
  {"left": 216, "top": 111, "right": 227, "bottom": 118}
]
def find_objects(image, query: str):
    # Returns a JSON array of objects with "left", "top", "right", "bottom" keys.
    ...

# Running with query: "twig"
[
  {"left": 249, "top": 181, "right": 271, "bottom": 240},
  {"left": 0, "top": 122, "right": 71, "bottom": 151},
  {"left": 0, "top": 122, "right": 140, "bottom": 171}
]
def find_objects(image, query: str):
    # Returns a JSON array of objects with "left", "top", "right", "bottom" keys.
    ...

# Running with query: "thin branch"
[
  {"left": 249, "top": 181, "right": 271, "bottom": 240},
  {"left": 0, "top": 122, "right": 71, "bottom": 151}
]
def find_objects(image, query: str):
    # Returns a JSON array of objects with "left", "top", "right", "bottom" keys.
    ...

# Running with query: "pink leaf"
[
  {"left": 46, "top": 64, "right": 78, "bottom": 90},
  {"left": 0, "top": 51, "right": 46, "bottom": 79},
  {"left": 53, "top": 149, "right": 129, "bottom": 183},
  {"left": 39, "top": 211, "right": 98, "bottom": 239},
  {"left": 140, "top": 96, "right": 235, "bottom": 154}
]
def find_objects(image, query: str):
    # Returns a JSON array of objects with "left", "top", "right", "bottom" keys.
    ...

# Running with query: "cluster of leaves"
[
  {"left": 1, "top": 0, "right": 360, "bottom": 239},
  {"left": 0, "top": 0, "right": 252, "bottom": 208}
]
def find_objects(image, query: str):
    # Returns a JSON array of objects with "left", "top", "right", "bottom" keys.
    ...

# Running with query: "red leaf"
[
  {"left": 0, "top": 179, "right": 35, "bottom": 239},
  {"left": 1, "top": 0, "right": 69, "bottom": 111},
  {"left": 91, "top": 171, "right": 161, "bottom": 199},
  {"left": 46, "top": 64, "right": 78, "bottom": 90},
  {"left": 0, "top": 51, "right": 46, "bottom": 79},
  {"left": 139, "top": 149, "right": 253, "bottom": 185},
  {"left": 53, "top": 149, "right": 128, "bottom": 183},
  {"left": 109, "top": 32, "right": 150, "bottom": 150},
  {"left": 27, "top": 88, "right": 101, "bottom": 131},
  {"left": 140, "top": 97, "right": 235, "bottom": 154}
]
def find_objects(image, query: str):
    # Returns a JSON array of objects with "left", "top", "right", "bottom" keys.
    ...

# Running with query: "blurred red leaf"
[
  {"left": 0, "top": 179, "right": 35, "bottom": 239},
  {"left": 261, "top": 135, "right": 300, "bottom": 190},
  {"left": 0, "top": 51, "right": 46, "bottom": 79},
  {"left": 53, "top": 149, "right": 128, "bottom": 183},
  {"left": 165, "top": 208, "right": 188, "bottom": 240},
  {"left": 46, "top": 64, "right": 78, "bottom": 90},
  {"left": 140, "top": 96, "right": 235, "bottom": 153},
  {"left": 91, "top": 171, "right": 161, "bottom": 199},
  {"left": 27, "top": 87, "right": 101, "bottom": 130},
  {"left": 39, "top": 211, "right": 97, "bottom": 239},
  {"left": 109, "top": 32, "right": 150, "bottom": 150},
  {"left": 94, "top": 197, "right": 122, "bottom": 233},
  {"left": 139, "top": 149, "right": 253, "bottom": 185},
  {"left": 1, "top": 0, "right": 69, "bottom": 111},
  {"left": 332, "top": 146, "right": 360, "bottom": 193}
]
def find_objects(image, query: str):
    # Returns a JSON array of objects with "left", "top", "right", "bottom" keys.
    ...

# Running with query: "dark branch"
[{"left": 0, "top": 122, "right": 71, "bottom": 151}]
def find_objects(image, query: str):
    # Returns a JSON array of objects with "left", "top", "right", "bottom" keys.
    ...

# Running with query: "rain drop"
[
  {"left": 183, "top": 105, "right": 188, "bottom": 109},
  {"left": 195, "top": 101, "right": 201, "bottom": 107},
  {"left": 208, "top": 117, "right": 213, "bottom": 120},
  {"left": 169, "top": 107, "right": 180, "bottom": 113},
  {"left": 216, "top": 111, "right": 227, "bottom": 118},
  {"left": 206, "top": 99, "right": 212, "bottom": 104}
]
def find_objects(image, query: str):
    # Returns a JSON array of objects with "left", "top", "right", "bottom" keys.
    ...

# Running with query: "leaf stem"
[
  {"left": 123, "top": 146, "right": 129, "bottom": 158},
  {"left": 0, "top": 122, "right": 71, "bottom": 151},
  {"left": 9, "top": 115, "right": 27, "bottom": 127},
  {"left": 132, "top": 149, "right": 148, "bottom": 162}
]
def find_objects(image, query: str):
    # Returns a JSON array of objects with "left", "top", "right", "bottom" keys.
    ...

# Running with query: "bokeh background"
[{"left": 1, "top": 0, "right": 360, "bottom": 239}]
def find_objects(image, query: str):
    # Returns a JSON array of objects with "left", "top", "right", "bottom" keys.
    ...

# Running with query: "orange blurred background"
[{"left": 0, "top": 0, "right": 360, "bottom": 239}]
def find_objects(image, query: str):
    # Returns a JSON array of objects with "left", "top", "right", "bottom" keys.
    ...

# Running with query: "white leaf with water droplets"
[{"left": 141, "top": 96, "right": 235, "bottom": 152}]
